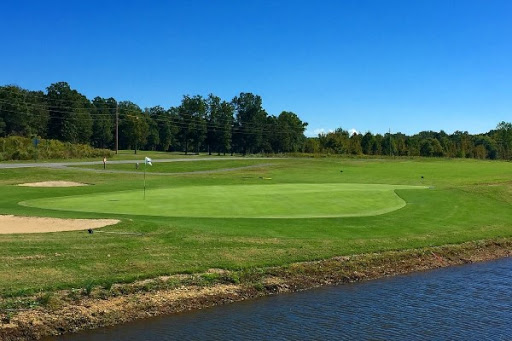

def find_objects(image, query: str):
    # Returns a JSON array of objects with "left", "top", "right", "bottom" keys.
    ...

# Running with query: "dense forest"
[{"left": 0, "top": 82, "right": 511, "bottom": 160}]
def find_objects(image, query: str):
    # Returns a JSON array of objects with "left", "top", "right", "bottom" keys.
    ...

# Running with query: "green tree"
[
  {"left": 146, "top": 106, "right": 175, "bottom": 151},
  {"left": 372, "top": 134, "right": 383, "bottom": 155},
  {"left": 218, "top": 101, "right": 234, "bottom": 155},
  {"left": 394, "top": 133, "right": 408, "bottom": 156},
  {"left": 349, "top": 132, "right": 363, "bottom": 155},
  {"left": 304, "top": 138, "right": 320, "bottom": 153},
  {"left": 361, "top": 132, "right": 375, "bottom": 155},
  {"left": 382, "top": 132, "right": 397, "bottom": 156},
  {"left": 145, "top": 113, "right": 160, "bottom": 151},
  {"left": 320, "top": 128, "right": 349, "bottom": 154},
  {"left": 474, "top": 135, "right": 498, "bottom": 160},
  {"left": 274, "top": 111, "right": 308, "bottom": 152},
  {"left": 406, "top": 136, "right": 421, "bottom": 156},
  {"left": 232, "top": 93, "right": 267, "bottom": 155},
  {"left": 91, "top": 97, "right": 115, "bottom": 149},
  {"left": 205, "top": 94, "right": 234, "bottom": 155},
  {"left": 431, "top": 138, "right": 444, "bottom": 157},
  {"left": 203, "top": 97, "right": 235, "bottom": 155},
  {"left": 177, "top": 95, "right": 207, "bottom": 155},
  {"left": 494, "top": 121, "right": 512, "bottom": 160},
  {"left": 263, "top": 115, "right": 279, "bottom": 153},
  {"left": 0, "top": 85, "right": 49, "bottom": 137},
  {"left": 118, "top": 101, "right": 147, "bottom": 154},
  {"left": 440, "top": 136, "right": 455, "bottom": 157},
  {"left": 452, "top": 131, "right": 473, "bottom": 158},
  {"left": 420, "top": 139, "right": 434, "bottom": 157},
  {"left": 46, "top": 82, "right": 92, "bottom": 144}
]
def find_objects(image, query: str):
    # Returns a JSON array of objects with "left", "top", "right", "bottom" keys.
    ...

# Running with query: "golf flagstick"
[{"left": 144, "top": 157, "right": 152, "bottom": 200}]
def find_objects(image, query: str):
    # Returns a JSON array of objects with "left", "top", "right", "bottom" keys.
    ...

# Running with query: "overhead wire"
[
  {"left": 0, "top": 87, "right": 119, "bottom": 105},
  {"left": 0, "top": 108, "right": 99, "bottom": 122},
  {"left": 0, "top": 97, "right": 302, "bottom": 133},
  {"left": 0, "top": 89, "right": 293, "bottom": 127},
  {"left": 0, "top": 98, "right": 116, "bottom": 114},
  {"left": 0, "top": 107, "right": 305, "bottom": 137},
  {"left": 0, "top": 91, "right": 307, "bottom": 138},
  {"left": 125, "top": 114, "right": 303, "bottom": 136}
]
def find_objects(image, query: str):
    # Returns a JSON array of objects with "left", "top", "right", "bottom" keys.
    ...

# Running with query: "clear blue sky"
[{"left": 1, "top": 0, "right": 511, "bottom": 136}]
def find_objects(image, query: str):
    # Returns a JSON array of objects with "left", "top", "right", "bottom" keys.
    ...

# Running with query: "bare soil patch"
[
  {"left": 0, "top": 215, "right": 119, "bottom": 234},
  {"left": 17, "top": 181, "right": 88, "bottom": 187}
]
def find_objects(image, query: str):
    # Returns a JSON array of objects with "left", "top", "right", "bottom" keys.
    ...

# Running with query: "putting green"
[{"left": 22, "top": 183, "right": 426, "bottom": 218}]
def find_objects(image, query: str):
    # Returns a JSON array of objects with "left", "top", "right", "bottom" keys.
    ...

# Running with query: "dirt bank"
[{"left": 1, "top": 238, "right": 511, "bottom": 340}]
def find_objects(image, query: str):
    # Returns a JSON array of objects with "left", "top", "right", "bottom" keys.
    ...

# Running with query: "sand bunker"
[
  {"left": 18, "top": 181, "right": 88, "bottom": 187},
  {"left": 0, "top": 215, "right": 119, "bottom": 234}
]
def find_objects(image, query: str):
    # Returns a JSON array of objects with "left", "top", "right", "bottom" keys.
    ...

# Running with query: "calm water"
[{"left": 51, "top": 258, "right": 512, "bottom": 340}]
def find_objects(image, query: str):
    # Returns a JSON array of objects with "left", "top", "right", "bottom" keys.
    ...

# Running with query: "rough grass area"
[
  {"left": 68, "top": 158, "right": 276, "bottom": 173},
  {"left": 0, "top": 157, "right": 510, "bottom": 299}
]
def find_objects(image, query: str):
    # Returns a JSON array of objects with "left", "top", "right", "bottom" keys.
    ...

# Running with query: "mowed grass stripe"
[{"left": 22, "top": 183, "right": 426, "bottom": 218}]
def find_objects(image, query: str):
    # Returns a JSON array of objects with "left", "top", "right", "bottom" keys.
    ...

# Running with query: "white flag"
[{"left": 145, "top": 157, "right": 152, "bottom": 166}]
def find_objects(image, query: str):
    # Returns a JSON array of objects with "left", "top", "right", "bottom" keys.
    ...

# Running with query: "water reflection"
[{"left": 50, "top": 258, "right": 512, "bottom": 340}]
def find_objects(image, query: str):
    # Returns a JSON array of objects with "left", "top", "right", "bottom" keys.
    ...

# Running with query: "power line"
[
  {"left": 115, "top": 103, "right": 119, "bottom": 154},
  {"left": 0, "top": 98, "right": 116, "bottom": 114},
  {"left": 125, "top": 114, "right": 303, "bottom": 136},
  {"left": 0, "top": 108, "right": 305, "bottom": 137},
  {"left": 0, "top": 86, "right": 118, "bottom": 105},
  {"left": 0, "top": 89, "right": 301, "bottom": 127},
  {"left": 0, "top": 97, "right": 305, "bottom": 131},
  {"left": 1, "top": 98, "right": 247, "bottom": 126},
  {"left": 0, "top": 108, "right": 98, "bottom": 121}
]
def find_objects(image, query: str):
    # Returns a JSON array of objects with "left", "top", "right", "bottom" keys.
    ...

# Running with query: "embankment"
[{"left": 1, "top": 238, "right": 511, "bottom": 341}]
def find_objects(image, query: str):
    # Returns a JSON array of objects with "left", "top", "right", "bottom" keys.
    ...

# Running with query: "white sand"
[
  {"left": 0, "top": 215, "right": 119, "bottom": 234},
  {"left": 17, "top": 181, "right": 88, "bottom": 187}
]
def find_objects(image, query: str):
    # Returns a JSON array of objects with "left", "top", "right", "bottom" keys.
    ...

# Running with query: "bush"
[{"left": 0, "top": 136, "right": 113, "bottom": 160}]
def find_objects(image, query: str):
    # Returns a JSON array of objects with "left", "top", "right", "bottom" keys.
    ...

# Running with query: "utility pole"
[
  {"left": 115, "top": 103, "right": 119, "bottom": 154},
  {"left": 389, "top": 128, "right": 392, "bottom": 157}
]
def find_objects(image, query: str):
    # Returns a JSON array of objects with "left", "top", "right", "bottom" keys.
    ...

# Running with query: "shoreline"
[{"left": 1, "top": 238, "right": 511, "bottom": 341}]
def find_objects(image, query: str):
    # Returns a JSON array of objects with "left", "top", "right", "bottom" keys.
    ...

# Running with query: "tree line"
[
  {"left": 0, "top": 82, "right": 307, "bottom": 155},
  {"left": 307, "top": 124, "right": 512, "bottom": 160},
  {"left": 0, "top": 82, "right": 511, "bottom": 160}
]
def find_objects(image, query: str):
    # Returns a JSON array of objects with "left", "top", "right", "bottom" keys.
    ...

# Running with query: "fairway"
[{"left": 23, "top": 183, "right": 425, "bottom": 218}]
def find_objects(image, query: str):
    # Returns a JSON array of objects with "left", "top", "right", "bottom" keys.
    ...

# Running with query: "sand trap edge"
[
  {"left": 17, "top": 181, "right": 89, "bottom": 187},
  {"left": 0, "top": 215, "right": 120, "bottom": 234}
]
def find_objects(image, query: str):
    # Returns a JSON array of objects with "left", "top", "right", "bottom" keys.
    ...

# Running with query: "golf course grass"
[
  {"left": 68, "top": 158, "right": 276, "bottom": 173},
  {"left": 0, "top": 156, "right": 511, "bottom": 298},
  {"left": 23, "top": 183, "right": 425, "bottom": 218}
]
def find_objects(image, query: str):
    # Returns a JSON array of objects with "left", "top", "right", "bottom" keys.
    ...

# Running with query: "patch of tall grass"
[{"left": 0, "top": 136, "right": 112, "bottom": 161}]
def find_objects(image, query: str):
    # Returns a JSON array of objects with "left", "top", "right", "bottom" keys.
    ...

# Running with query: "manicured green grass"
[
  {"left": 24, "top": 183, "right": 425, "bottom": 218},
  {"left": 0, "top": 157, "right": 511, "bottom": 297}
]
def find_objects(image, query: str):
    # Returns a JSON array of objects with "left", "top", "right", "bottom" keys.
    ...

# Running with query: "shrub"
[{"left": 0, "top": 136, "right": 113, "bottom": 160}]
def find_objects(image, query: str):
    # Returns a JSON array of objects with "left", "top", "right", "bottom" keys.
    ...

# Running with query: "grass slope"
[{"left": 0, "top": 157, "right": 511, "bottom": 297}]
